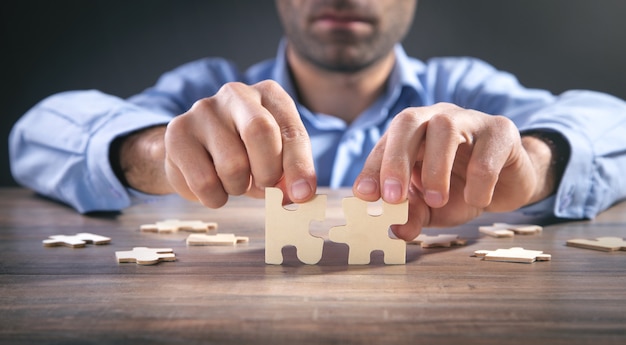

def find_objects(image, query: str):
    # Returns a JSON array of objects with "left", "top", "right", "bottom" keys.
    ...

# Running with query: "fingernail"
[
  {"left": 356, "top": 178, "right": 378, "bottom": 195},
  {"left": 424, "top": 189, "right": 443, "bottom": 207},
  {"left": 291, "top": 179, "right": 312, "bottom": 201},
  {"left": 383, "top": 178, "right": 402, "bottom": 203}
]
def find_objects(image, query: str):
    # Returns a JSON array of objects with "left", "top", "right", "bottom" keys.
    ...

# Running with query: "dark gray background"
[{"left": 3, "top": 0, "right": 625, "bottom": 186}]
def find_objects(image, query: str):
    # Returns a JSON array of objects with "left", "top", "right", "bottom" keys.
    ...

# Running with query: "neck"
[{"left": 286, "top": 46, "right": 396, "bottom": 124}]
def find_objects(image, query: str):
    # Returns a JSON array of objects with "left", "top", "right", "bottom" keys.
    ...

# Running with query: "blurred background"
[{"left": 2, "top": 0, "right": 625, "bottom": 187}]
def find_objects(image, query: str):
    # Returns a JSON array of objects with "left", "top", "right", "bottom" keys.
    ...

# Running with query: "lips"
[
  {"left": 314, "top": 11, "right": 373, "bottom": 23},
  {"left": 316, "top": 13, "right": 370, "bottom": 23},
  {"left": 311, "top": 11, "right": 375, "bottom": 32}
]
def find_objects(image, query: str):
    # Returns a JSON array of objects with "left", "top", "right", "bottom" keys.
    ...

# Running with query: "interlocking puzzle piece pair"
[
  {"left": 43, "top": 233, "right": 111, "bottom": 248},
  {"left": 479, "top": 222, "right": 542, "bottom": 238},
  {"left": 265, "top": 187, "right": 408, "bottom": 265}
]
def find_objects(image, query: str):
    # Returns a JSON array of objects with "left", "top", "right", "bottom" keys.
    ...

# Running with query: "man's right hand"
[{"left": 162, "top": 80, "right": 317, "bottom": 208}]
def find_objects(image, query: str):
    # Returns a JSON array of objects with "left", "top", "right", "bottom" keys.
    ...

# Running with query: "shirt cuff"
[{"left": 82, "top": 106, "right": 172, "bottom": 213}]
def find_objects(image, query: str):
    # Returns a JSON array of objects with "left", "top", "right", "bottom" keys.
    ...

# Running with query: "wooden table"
[{"left": 1, "top": 187, "right": 625, "bottom": 344}]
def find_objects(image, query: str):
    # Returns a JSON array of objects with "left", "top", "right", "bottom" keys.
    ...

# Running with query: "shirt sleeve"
[
  {"left": 427, "top": 57, "right": 626, "bottom": 219},
  {"left": 9, "top": 90, "right": 173, "bottom": 213},
  {"left": 9, "top": 58, "right": 242, "bottom": 213}
]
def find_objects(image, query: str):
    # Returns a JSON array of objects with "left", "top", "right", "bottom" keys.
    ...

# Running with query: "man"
[{"left": 9, "top": 0, "right": 626, "bottom": 241}]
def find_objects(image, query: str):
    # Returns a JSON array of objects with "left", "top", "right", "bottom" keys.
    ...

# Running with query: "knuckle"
[
  {"left": 188, "top": 96, "right": 218, "bottom": 113},
  {"left": 432, "top": 101, "right": 460, "bottom": 111},
  {"left": 164, "top": 117, "right": 192, "bottom": 150},
  {"left": 241, "top": 115, "right": 280, "bottom": 142},
  {"left": 390, "top": 109, "right": 422, "bottom": 131},
  {"left": 256, "top": 80, "right": 294, "bottom": 109},
  {"left": 255, "top": 80, "right": 283, "bottom": 100},
  {"left": 487, "top": 115, "right": 520, "bottom": 146},
  {"left": 255, "top": 79, "right": 282, "bottom": 93},
  {"left": 217, "top": 81, "right": 247, "bottom": 97},
  {"left": 280, "top": 123, "right": 309, "bottom": 143},
  {"left": 165, "top": 115, "right": 188, "bottom": 136},
  {"left": 491, "top": 115, "right": 517, "bottom": 132},
  {"left": 216, "top": 156, "right": 251, "bottom": 182},
  {"left": 467, "top": 159, "right": 499, "bottom": 182},
  {"left": 394, "top": 108, "right": 419, "bottom": 124},
  {"left": 429, "top": 112, "right": 457, "bottom": 131},
  {"left": 215, "top": 82, "right": 257, "bottom": 106}
]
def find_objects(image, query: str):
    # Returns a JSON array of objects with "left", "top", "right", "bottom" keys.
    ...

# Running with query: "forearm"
[{"left": 110, "top": 126, "right": 174, "bottom": 195}]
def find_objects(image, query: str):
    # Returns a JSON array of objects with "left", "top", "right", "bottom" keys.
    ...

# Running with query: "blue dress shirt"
[{"left": 9, "top": 40, "right": 626, "bottom": 217}]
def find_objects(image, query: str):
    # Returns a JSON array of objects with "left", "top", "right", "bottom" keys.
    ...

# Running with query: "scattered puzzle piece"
[
  {"left": 407, "top": 234, "right": 467, "bottom": 248},
  {"left": 265, "top": 187, "right": 326, "bottom": 265},
  {"left": 566, "top": 237, "right": 626, "bottom": 252},
  {"left": 115, "top": 247, "right": 176, "bottom": 265},
  {"left": 140, "top": 219, "right": 217, "bottom": 234},
  {"left": 329, "top": 197, "right": 408, "bottom": 265},
  {"left": 186, "top": 233, "right": 249, "bottom": 246},
  {"left": 43, "top": 233, "right": 111, "bottom": 248},
  {"left": 473, "top": 247, "right": 551, "bottom": 263},
  {"left": 479, "top": 222, "right": 543, "bottom": 238}
]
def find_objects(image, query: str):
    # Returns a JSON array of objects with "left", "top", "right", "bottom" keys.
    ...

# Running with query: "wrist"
[
  {"left": 109, "top": 126, "right": 171, "bottom": 194},
  {"left": 521, "top": 130, "right": 570, "bottom": 203}
]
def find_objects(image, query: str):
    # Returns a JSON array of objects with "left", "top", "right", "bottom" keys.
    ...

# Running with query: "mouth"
[{"left": 311, "top": 12, "right": 375, "bottom": 32}]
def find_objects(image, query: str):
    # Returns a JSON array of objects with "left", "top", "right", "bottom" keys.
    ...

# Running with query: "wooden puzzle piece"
[
  {"left": 479, "top": 222, "right": 543, "bottom": 238},
  {"left": 473, "top": 247, "right": 551, "bottom": 263},
  {"left": 407, "top": 234, "right": 467, "bottom": 248},
  {"left": 566, "top": 237, "right": 626, "bottom": 252},
  {"left": 43, "top": 233, "right": 111, "bottom": 248},
  {"left": 140, "top": 219, "right": 217, "bottom": 234},
  {"left": 186, "top": 233, "right": 249, "bottom": 246},
  {"left": 265, "top": 187, "right": 326, "bottom": 265},
  {"left": 115, "top": 247, "right": 176, "bottom": 265},
  {"left": 329, "top": 197, "right": 408, "bottom": 265}
]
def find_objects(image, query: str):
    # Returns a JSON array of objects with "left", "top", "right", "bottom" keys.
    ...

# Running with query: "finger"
[
  {"left": 220, "top": 82, "right": 284, "bottom": 191},
  {"left": 243, "top": 174, "right": 267, "bottom": 199},
  {"left": 164, "top": 115, "right": 228, "bottom": 208},
  {"left": 198, "top": 88, "right": 269, "bottom": 196},
  {"left": 464, "top": 116, "right": 517, "bottom": 208},
  {"left": 257, "top": 80, "right": 317, "bottom": 203},
  {"left": 353, "top": 136, "right": 385, "bottom": 201},
  {"left": 420, "top": 112, "right": 466, "bottom": 208},
  {"left": 207, "top": 129, "right": 253, "bottom": 196},
  {"left": 390, "top": 183, "right": 430, "bottom": 240},
  {"left": 164, "top": 159, "right": 198, "bottom": 202},
  {"left": 378, "top": 109, "right": 426, "bottom": 203}
]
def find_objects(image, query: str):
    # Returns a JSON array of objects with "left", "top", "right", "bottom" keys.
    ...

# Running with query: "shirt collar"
[
  {"left": 388, "top": 44, "right": 426, "bottom": 99},
  {"left": 271, "top": 38, "right": 427, "bottom": 128}
]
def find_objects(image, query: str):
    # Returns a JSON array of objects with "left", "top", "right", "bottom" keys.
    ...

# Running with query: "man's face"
[{"left": 275, "top": 0, "right": 417, "bottom": 73}]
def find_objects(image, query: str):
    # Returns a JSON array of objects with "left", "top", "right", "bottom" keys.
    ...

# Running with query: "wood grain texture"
[{"left": 1, "top": 187, "right": 625, "bottom": 344}]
